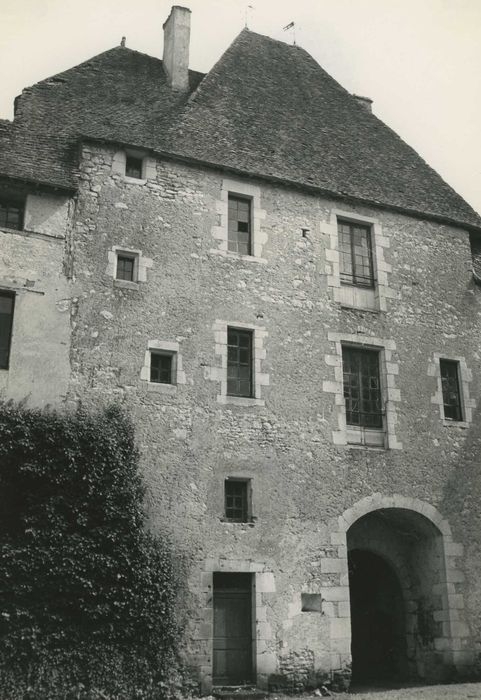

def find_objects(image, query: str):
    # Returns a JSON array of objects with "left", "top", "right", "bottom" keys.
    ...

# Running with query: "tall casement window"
[
  {"left": 338, "top": 220, "right": 375, "bottom": 288},
  {"left": 440, "top": 359, "right": 463, "bottom": 421},
  {"left": 228, "top": 195, "right": 251, "bottom": 255},
  {"left": 0, "top": 291, "right": 15, "bottom": 369},
  {"left": 0, "top": 199, "right": 24, "bottom": 231},
  {"left": 342, "top": 346, "right": 383, "bottom": 429},
  {"left": 227, "top": 327, "right": 253, "bottom": 397},
  {"left": 224, "top": 479, "right": 250, "bottom": 522}
]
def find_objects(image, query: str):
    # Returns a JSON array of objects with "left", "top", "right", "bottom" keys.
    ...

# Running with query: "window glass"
[
  {"left": 339, "top": 221, "right": 374, "bottom": 288},
  {"left": 0, "top": 201, "right": 23, "bottom": 231},
  {"left": 440, "top": 359, "right": 463, "bottom": 421},
  {"left": 343, "top": 346, "right": 382, "bottom": 428},
  {"left": 225, "top": 480, "right": 249, "bottom": 522},
  {"left": 125, "top": 156, "right": 143, "bottom": 179},
  {"left": 116, "top": 254, "right": 135, "bottom": 281},
  {"left": 0, "top": 292, "right": 15, "bottom": 369},
  {"left": 227, "top": 328, "right": 253, "bottom": 397},
  {"left": 150, "top": 352, "right": 174, "bottom": 384},
  {"left": 228, "top": 195, "right": 251, "bottom": 255}
]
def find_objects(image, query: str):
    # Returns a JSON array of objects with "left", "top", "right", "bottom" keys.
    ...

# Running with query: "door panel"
[{"left": 213, "top": 574, "right": 253, "bottom": 685}]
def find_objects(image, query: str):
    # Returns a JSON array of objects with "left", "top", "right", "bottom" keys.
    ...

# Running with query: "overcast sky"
[{"left": 2, "top": 0, "right": 480, "bottom": 215}]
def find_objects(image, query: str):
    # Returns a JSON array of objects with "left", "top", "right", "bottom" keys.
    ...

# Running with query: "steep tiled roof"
[{"left": 0, "top": 30, "right": 479, "bottom": 230}]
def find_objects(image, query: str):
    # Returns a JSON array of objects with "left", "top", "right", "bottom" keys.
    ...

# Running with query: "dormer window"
[
  {"left": 125, "top": 155, "right": 143, "bottom": 179},
  {"left": 0, "top": 198, "right": 24, "bottom": 231}
]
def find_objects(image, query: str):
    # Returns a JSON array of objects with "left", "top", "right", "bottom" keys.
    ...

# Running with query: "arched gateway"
[{"left": 328, "top": 494, "right": 472, "bottom": 686}]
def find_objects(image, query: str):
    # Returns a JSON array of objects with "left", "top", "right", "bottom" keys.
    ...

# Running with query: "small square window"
[
  {"left": 440, "top": 359, "right": 463, "bottom": 421},
  {"left": 301, "top": 593, "right": 322, "bottom": 613},
  {"left": 116, "top": 254, "right": 136, "bottom": 281},
  {"left": 150, "top": 352, "right": 175, "bottom": 384},
  {"left": 227, "top": 327, "right": 253, "bottom": 397},
  {"left": 338, "top": 220, "right": 375, "bottom": 288},
  {"left": 228, "top": 195, "right": 252, "bottom": 255},
  {"left": 224, "top": 479, "right": 250, "bottom": 522},
  {"left": 125, "top": 155, "right": 143, "bottom": 179},
  {"left": 0, "top": 199, "right": 24, "bottom": 231},
  {"left": 0, "top": 291, "right": 15, "bottom": 369}
]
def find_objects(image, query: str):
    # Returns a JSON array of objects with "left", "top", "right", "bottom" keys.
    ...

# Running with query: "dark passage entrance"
[
  {"left": 348, "top": 549, "right": 407, "bottom": 686},
  {"left": 213, "top": 572, "right": 254, "bottom": 685}
]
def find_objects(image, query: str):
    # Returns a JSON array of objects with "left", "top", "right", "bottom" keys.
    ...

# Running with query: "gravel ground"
[{"left": 267, "top": 682, "right": 481, "bottom": 699}]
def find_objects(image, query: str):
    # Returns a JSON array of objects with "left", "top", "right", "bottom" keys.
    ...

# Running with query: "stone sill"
[
  {"left": 346, "top": 444, "right": 388, "bottom": 451},
  {"left": 217, "top": 395, "right": 265, "bottom": 407},
  {"left": 113, "top": 279, "right": 139, "bottom": 291},
  {"left": 124, "top": 176, "right": 147, "bottom": 185},
  {"left": 1, "top": 226, "right": 65, "bottom": 241},
  {"left": 219, "top": 519, "right": 256, "bottom": 527},
  {"left": 146, "top": 382, "right": 177, "bottom": 394},
  {"left": 443, "top": 420, "right": 469, "bottom": 429},
  {"left": 339, "top": 303, "right": 381, "bottom": 314},
  {"left": 209, "top": 249, "right": 267, "bottom": 264}
]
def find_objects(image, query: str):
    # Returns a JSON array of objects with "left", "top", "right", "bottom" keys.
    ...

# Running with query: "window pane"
[
  {"left": 116, "top": 255, "right": 135, "bottom": 281},
  {"left": 440, "top": 360, "right": 462, "bottom": 421},
  {"left": 338, "top": 221, "right": 374, "bottom": 287},
  {"left": 343, "top": 346, "right": 382, "bottom": 428},
  {"left": 0, "top": 292, "right": 15, "bottom": 369},
  {"left": 227, "top": 195, "right": 252, "bottom": 255},
  {"left": 150, "top": 352, "right": 174, "bottom": 384},
  {"left": 227, "top": 328, "right": 253, "bottom": 397},
  {"left": 225, "top": 480, "right": 249, "bottom": 521},
  {"left": 125, "top": 156, "right": 143, "bottom": 179},
  {"left": 0, "top": 201, "right": 24, "bottom": 231}
]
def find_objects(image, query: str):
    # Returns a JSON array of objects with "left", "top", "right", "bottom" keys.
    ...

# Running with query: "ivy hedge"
[{"left": 0, "top": 401, "right": 184, "bottom": 699}]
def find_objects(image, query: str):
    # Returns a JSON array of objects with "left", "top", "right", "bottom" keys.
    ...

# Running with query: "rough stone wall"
[
  {"left": 66, "top": 143, "right": 481, "bottom": 690},
  {"left": 0, "top": 191, "right": 72, "bottom": 406}
]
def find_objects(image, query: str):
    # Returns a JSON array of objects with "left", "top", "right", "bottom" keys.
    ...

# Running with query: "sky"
[{"left": 1, "top": 0, "right": 480, "bottom": 215}]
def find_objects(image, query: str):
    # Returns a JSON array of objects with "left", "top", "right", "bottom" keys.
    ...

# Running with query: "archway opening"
[
  {"left": 347, "top": 507, "right": 449, "bottom": 686},
  {"left": 349, "top": 549, "right": 407, "bottom": 685}
]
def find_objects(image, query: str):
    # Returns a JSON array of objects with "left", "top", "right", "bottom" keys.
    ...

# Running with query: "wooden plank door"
[{"left": 213, "top": 573, "right": 253, "bottom": 685}]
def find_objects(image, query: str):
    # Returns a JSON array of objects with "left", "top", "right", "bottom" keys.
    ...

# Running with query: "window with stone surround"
[
  {"left": 0, "top": 291, "right": 15, "bottom": 369},
  {"left": 125, "top": 155, "right": 143, "bottom": 180},
  {"left": 338, "top": 220, "right": 375, "bottom": 288},
  {"left": 211, "top": 179, "right": 267, "bottom": 261},
  {"left": 140, "top": 340, "right": 186, "bottom": 392},
  {"left": 227, "top": 327, "right": 253, "bottom": 397},
  {"left": 106, "top": 246, "right": 152, "bottom": 288},
  {"left": 116, "top": 252, "right": 137, "bottom": 282},
  {"left": 224, "top": 478, "right": 251, "bottom": 522},
  {"left": 322, "top": 209, "right": 395, "bottom": 312},
  {"left": 440, "top": 359, "right": 463, "bottom": 422}
]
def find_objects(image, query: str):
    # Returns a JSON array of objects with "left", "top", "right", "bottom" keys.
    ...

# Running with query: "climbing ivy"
[{"left": 0, "top": 401, "right": 183, "bottom": 699}]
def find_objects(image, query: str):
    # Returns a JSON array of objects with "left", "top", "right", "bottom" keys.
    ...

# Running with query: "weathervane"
[
  {"left": 245, "top": 4, "right": 254, "bottom": 29},
  {"left": 283, "top": 21, "right": 296, "bottom": 45}
]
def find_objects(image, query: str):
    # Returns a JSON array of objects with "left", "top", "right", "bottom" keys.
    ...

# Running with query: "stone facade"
[{"left": 1, "top": 139, "right": 481, "bottom": 692}]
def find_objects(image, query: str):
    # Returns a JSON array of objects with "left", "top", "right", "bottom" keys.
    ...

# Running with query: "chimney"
[
  {"left": 353, "top": 94, "right": 373, "bottom": 113},
  {"left": 162, "top": 6, "right": 191, "bottom": 91}
]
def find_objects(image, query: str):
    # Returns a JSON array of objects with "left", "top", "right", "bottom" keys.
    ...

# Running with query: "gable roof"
[{"left": 0, "top": 30, "right": 479, "bottom": 230}]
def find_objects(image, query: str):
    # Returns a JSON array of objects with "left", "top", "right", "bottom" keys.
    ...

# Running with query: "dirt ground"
[{"left": 268, "top": 682, "right": 481, "bottom": 699}]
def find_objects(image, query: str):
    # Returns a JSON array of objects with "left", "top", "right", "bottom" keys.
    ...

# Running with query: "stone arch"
[{"left": 325, "top": 494, "right": 472, "bottom": 686}]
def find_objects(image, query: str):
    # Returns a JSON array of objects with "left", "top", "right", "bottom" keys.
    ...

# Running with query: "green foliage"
[{"left": 0, "top": 401, "right": 183, "bottom": 698}]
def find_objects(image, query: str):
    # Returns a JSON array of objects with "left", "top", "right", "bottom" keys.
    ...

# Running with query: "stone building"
[{"left": 1, "top": 5, "right": 481, "bottom": 694}]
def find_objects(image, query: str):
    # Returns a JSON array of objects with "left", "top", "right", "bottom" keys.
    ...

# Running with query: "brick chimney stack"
[{"left": 162, "top": 6, "right": 191, "bottom": 91}]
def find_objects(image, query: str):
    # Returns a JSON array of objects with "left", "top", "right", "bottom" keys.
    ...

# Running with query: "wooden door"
[{"left": 213, "top": 573, "right": 253, "bottom": 685}]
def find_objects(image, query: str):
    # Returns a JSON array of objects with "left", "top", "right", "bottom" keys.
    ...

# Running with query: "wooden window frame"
[
  {"left": 150, "top": 351, "right": 176, "bottom": 385},
  {"left": 125, "top": 154, "right": 144, "bottom": 180},
  {"left": 227, "top": 327, "right": 253, "bottom": 398},
  {"left": 227, "top": 195, "right": 252, "bottom": 256},
  {"left": 224, "top": 478, "right": 251, "bottom": 523},
  {"left": 342, "top": 346, "right": 384, "bottom": 430},
  {"left": 0, "top": 290, "right": 15, "bottom": 370},
  {"left": 338, "top": 219, "right": 375, "bottom": 289},
  {"left": 0, "top": 199, "right": 24, "bottom": 231},
  {"left": 440, "top": 359, "right": 463, "bottom": 422}
]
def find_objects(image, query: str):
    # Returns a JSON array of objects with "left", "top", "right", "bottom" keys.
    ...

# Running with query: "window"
[
  {"left": 0, "top": 199, "right": 23, "bottom": 231},
  {"left": 338, "top": 220, "right": 374, "bottom": 288},
  {"left": 301, "top": 593, "right": 322, "bottom": 613},
  {"left": 0, "top": 291, "right": 15, "bottom": 369},
  {"left": 116, "top": 254, "right": 136, "bottom": 281},
  {"left": 227, "top": 328, "right": 253, "bottom": 397},
  {"left": 470, "top": 234, "right": 481, "bottom": 283},
  {"left": 440, "top": 359, "right": 463, "bottom": 421},
  {"left": 125, "top": 155, "right": 143, "bottom": 179},
  {"left": 150, "top": 352, "right": 175, "bottom": 384},
  {"left": 228, "top": 195, "right": 251, "bottom": 255},
  {"left": 225, "top": 479, "right": 250, "bottom": 522},
  {"left": 342, "top": 346, "right": 383, "bottom": 429}
]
